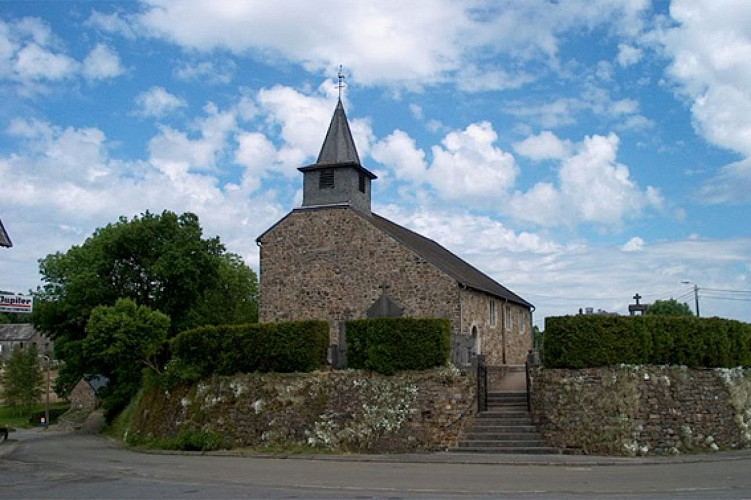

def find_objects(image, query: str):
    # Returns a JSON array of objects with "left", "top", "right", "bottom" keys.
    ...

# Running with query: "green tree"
[
  {"left": 1, "top": 345, "right": 44, "bottom": 412},
  {"left": 533, "top": 325, "right": 543, "bottom": 349},
  {"left": 84, "top": 299, "right": 170, "bottom": 417},
  {"left": 647, "top": 299, "right": 694, "bottom": 317},
  {"left": 33, "top": 211, "right": 258, "bottom": 397},
  {"left": 189, "top": 253, "right": 259, "bottom": 326}
]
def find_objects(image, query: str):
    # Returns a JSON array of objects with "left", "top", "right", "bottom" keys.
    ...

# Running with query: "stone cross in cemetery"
[{"left": 628, "top": 293, "right": 649, "bottom": 316}]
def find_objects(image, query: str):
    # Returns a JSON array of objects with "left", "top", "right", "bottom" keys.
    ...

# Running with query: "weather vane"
[{"left": 336, "top": 65, "right": 346, "bottom": 99}]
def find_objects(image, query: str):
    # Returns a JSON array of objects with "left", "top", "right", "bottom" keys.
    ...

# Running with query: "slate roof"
[
  {"left": 317, "top": 98, "right": 361, "bottom": 166},
  {"left": 0, "top": 218, "right": 11, "bottom": 248},
  {"left": 369, "top": 212, "right": 533, "bottom": 309},
  {"left": 85, "top": 375, "right": 110, "bottom": 394},
  {"left": 298, "top": 99, "right": 376, "bottom": 179},
  {"left": 0, "top": 323, "right": 37, "bottom": 342}
]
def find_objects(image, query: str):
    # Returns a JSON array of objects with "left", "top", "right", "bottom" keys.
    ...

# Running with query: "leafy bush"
[
  {"left": 168, "top": 320, "right": 329, "bottom": 382},
  {"left": 543, "top": 315, "right": 751, "bottom": 368},
  {"left": 346, "top": 318, "right": 451, "bottom": 375}
]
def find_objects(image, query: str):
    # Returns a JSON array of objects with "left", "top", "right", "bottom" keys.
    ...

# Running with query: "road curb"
[{"left": 133, "top": 446, "right": 751, "bottom": 466}]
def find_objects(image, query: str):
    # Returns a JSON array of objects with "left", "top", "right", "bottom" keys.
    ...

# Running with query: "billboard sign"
[{"left": 0, "top": 293, "right": 33, "bottom": 314}]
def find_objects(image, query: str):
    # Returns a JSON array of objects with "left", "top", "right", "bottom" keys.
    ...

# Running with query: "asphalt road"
[{"left": 2, "top": 428, "right": 751, "bottom": 499}]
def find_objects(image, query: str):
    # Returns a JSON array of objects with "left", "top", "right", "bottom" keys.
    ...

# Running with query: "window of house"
[
  {"left": 489, "top": 300, "right": 497, "bottom": 326},
  {"left": 359, "top": 172, "right": 366, "bottom": 193},
  {"left": 519, "top": 310, "right": 527, "bottom": 332},
  {"left": 505, "top": 305, "right": 512, "bottom": 330},
  {"left": 319, "top": 169, "right": 334, "bottom": 189}
]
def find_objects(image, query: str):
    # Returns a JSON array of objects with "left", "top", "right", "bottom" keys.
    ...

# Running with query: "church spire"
[
  {"left": 298, "top": 98, "right": 376, "bottom": 214},
  {"left": 315, "top": 99, "right": 361, "bottom": 166}
]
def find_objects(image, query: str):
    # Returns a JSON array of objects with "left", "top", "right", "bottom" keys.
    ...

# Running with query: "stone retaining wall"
[
  {"left": 125, "top": 368, "right": 476, "bottom": 453},
  {"left": 530, "top": 366, "right": 751, "bottom": 456}
]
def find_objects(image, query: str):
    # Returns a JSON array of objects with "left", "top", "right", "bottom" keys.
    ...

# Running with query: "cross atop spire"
[{"left": 336, "top": 65, "right": 346, "bottom": 100}]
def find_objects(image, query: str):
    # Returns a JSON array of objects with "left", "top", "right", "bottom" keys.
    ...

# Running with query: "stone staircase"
[{"left": 455, "top": 391, "right": 559, "bottom": 454}]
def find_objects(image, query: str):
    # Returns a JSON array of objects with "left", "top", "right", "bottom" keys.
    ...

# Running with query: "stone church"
[{"left": 257, "top": 100, "right": 534, "bottom": 366}]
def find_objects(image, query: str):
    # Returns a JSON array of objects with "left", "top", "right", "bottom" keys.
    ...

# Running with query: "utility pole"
[
  {"left": 44, "top": 354, "right": 50, "bottom": 430},
  {"left": 682, "top": 281, "right": 700, "bottom": 317}
]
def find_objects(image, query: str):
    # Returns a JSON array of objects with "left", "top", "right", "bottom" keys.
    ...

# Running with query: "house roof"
[
  {"left": 369, "top": 212, "right": 533, "bottom": 309},
  {"left": 0, "top": 218, "right": 11, "bottom": 248},
  {"left": 0, "top": 323, "right": 37, "bottom": 342}
]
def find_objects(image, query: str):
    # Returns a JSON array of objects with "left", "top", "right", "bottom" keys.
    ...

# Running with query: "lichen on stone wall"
[
  {"left": 717, "top": 367, "right": 751, "bottom": 445},
  {"left": 123, "top": 368, "right": 475, "bottom": 454},
  {"left": 532, "top": 366, "right": 751, "bottom": 456},
  {"left": 305, "top": 375, "right": 419, "bottom": 450}
]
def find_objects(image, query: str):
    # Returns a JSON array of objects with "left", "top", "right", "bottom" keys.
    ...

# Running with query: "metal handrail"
[{"left": 525, "top": 360, "right": 531, "bottom": 412}]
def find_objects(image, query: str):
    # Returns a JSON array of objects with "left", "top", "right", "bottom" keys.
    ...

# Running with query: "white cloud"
[
  {"left": 513, "top": 131, "right": 573, "bottom": 161},
  {"left": 173, "top": 59, "right": 235, "bottom": 85},
  {"left": 522, "top": 236, "right": 751, "bottom": 324},
  {"left": 509, "top": 133, "right": 662, "bottom": 227},
  {"left": 659, "top": 0, "right": 751, "bottom": 204},
  {"left": 427, "top": 122, "right": 518, "bottom": 203},
  {"left": 85, "top": 11, "right": 139, "bottom": 39},
  {"left": 506, "top": 85, "right": 647, "bottom": 129},
  {"left": 13, "top": 42, "right": 76, "bottom": 81},
  {"left": 148, "top": 103, "right": 236, "bottom": 172},
  {"left": 506, "top": 97, "right": 582, "bottom": 128},
  {"left": 134, "top": 86, "right": 187, "bottom": 118},
  {"left": 698, "top": 158, "right": 751, "bottom": 204},
  {"left": 116, "top": 0, "right": 651, "bottom": 90},
  {"left": 456, "top": 65, "right": 534, "bottom": 93},
  {"left": 616, "top": 43, "right": 643, "bottom": 67},
  {"left": 622, "top": 236, "right": 645, "bottom": 252},
  {"left": 256, "top": 85, "right": 342, "bottom": 172},
  {"left": 0, "top": 115, "right": 288, "bottom": 294},
  {"left": 233, "top": 132, "right": 279, "bottom": 193},
  {"left": 82, "top": 44, "right": 125, "bottom": 80},
  {"left": 378, "top": 204, "right": 561, "bottom": 256},
  {"left": 371, "top": 130, "right": 427, "bottom": 183},
  {"left": 0, "top": 17, "right": 125, "bottom": 92}
]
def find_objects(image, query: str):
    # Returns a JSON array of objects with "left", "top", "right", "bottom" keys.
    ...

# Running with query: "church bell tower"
[{"left": 298, "top": 99, "right": 377, "bottom": 214}]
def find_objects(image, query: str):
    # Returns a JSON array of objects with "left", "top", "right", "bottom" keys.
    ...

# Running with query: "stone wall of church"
[
  {"left": 459, "top": 290, "right": 532, "bottom": 365},
  {"left": 258, "top": 207, "right": 460, "bottom": 344},
  {"left": 504, "top": 303, "right": 533, "bottom": 365}
]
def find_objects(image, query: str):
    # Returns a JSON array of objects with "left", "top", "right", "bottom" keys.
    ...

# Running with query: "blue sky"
[{"left": 1, "top": 0, "right": 750, "bottom": 325}]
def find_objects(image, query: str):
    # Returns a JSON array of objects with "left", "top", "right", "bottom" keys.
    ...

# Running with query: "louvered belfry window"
[{"left": 320, "top": 169, "right": 334, "bottom": 189}]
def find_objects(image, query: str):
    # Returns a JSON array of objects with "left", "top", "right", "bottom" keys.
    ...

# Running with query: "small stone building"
[
  {"left": 69, "top": 375, "right": 109, "bottom": 412},
  {"left": 257, "top": 100, "right": 534, "bottom": 366},
  {"left": 0, "top": 323, "right": 52, "bottom": 363}
]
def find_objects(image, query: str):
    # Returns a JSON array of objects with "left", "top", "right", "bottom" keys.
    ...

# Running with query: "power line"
[
  {"left": 701, "top": 287, "right": 751, "bottom": 294},
  {"left": 700, "top": 295, "right": 751, "bottom": 303}
]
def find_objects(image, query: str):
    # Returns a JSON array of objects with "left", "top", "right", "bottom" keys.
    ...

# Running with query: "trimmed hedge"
[
  {"left": 543, "top": 315, "right": 751, "bottom": 368},
  {"left": 346, "top": 318, "right": 451, "bottom": 375},
  {"left": 169, "top": 320, "right": 329, "bottom": 379}
]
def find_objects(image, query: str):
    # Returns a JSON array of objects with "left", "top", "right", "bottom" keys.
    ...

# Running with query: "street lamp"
[{"left": 681, "top": 281, "right": 700, "bottom": 317}]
